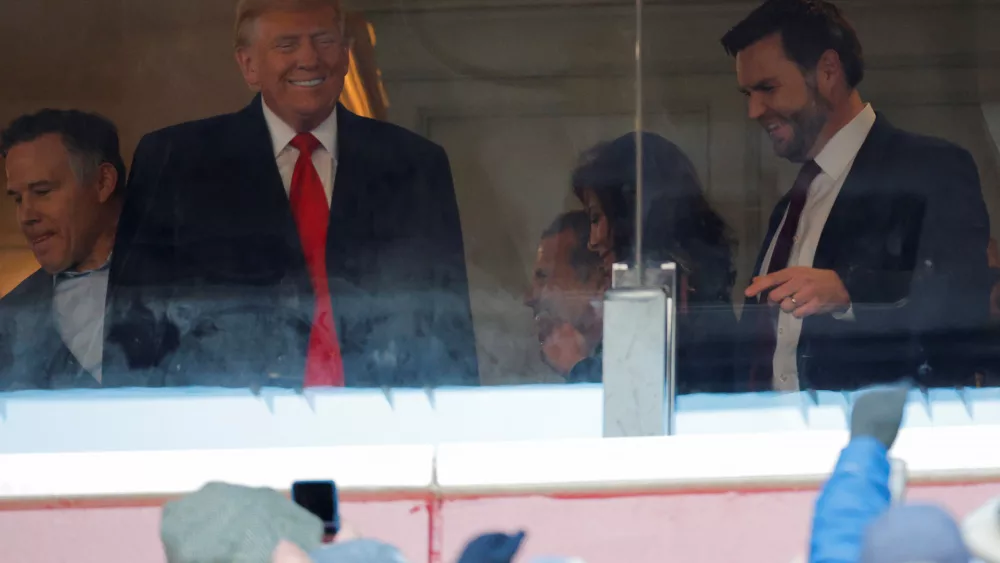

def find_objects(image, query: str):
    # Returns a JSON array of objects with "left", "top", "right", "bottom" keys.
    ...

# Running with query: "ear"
[
  {"left": 816, "top": 49, "right": 842, "bottom": 88},
  {"left": 335, "top": 41, "right": 351, "bottom": 80},
  {"left": 95, "top": 162, "right": 118, "bottom": 204},
  {"left": 235, "top": 47, "right": 261, "bottom": 91}
]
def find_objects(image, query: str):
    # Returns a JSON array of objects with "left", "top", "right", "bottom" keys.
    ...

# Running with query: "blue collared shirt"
[{"left": 52, "top": 256, "right": 110, "bottom": 382}]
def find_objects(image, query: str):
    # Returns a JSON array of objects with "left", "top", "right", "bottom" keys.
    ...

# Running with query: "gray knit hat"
[
  {"left": 860, "top": 504, "right": 970, "bottom": 563},
  {"left": 160, "top": 482, "right": 324, "bottom": 563}
]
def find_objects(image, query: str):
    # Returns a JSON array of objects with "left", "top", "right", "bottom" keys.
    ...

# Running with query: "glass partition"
[
  {"left": 1, "top": 0, "right": 999, "bottom": 439},
  {"left": 0, "top": 0, "right": 639, "bottom": 396},
  {"left": 647, "top": 0, "right": 1000, "bottom": 412}
]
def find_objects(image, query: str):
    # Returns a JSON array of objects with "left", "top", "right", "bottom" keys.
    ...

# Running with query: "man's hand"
[
  {"left": 541, "top": 322, "right": 589, "bottom": 374},
  {"left": 335, "top": 523, "right": 361, "bottom": 542},
  {"left": 745, "top": 267, "right": 851, "bottom": 318},
  {"left": 271, "top": 540, "right": 313, "bottom": 563}
]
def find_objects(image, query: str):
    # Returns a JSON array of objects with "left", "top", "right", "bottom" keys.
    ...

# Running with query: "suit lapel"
[
  {"left": 22, "top": 275, "right": 62, "bottom": 358},
  {"left": 753, "top": 194, "right": 792, "bottom": 278},
  {"left": 227, "top": 95, "right": 306, "bottom": 271},
  {"left": 15, "top": 273, "right": 79, "bottom": 387},
  {"left": 813, "top": 115, "right": 895, "bottom": 269},
  {"left": 231, "top": 98, "right": 376, "bottom": 275},
  {"left": 753, "top": 114, "right": 894, "bottom": 277},
  {"left": 329, "top": 106, "right": 374, "bottom": 257}
]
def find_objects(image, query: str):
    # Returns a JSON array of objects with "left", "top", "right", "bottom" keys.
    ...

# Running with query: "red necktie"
[
  {"left": 749, "top": 160, "right": 821, "bottom": 389},
  {"left": 289, "top": 133, "right": 345, "bottom": 387}
]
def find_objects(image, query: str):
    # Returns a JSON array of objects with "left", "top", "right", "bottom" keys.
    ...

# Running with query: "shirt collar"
[
  {"left": 54, "top": 253, "right": 112, "bottom": 283},
  {"left": 814, "top": 103, "right": 876, "bottom": 180},
  {"left": 261, "top": 98, "right": 337, "bottom": 157}
]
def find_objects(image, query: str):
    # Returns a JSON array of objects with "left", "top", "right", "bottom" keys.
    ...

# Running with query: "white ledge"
[{"left": 3, "top": 426, "right": 1000, "bottom": 501}]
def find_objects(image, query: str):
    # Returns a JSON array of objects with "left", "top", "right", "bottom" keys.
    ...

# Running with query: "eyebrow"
[
  {"left": 6, "top": 180, "right": 53, "bottom": 196},
  {"left": 738, "top": 79, "right": 776, "bottom": 95},
  {"left": 274, "top": 29, "right": 337, "bottom": 43}
]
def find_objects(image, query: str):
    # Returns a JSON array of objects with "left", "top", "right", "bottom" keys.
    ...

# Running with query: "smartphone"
[{"left": 291, "top": 480, "right": 340, "bottom": 537}]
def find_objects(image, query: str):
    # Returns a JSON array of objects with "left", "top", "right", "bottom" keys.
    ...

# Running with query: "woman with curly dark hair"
[{"left": 572, "top": 131, "right": 738, "bottom": 393}]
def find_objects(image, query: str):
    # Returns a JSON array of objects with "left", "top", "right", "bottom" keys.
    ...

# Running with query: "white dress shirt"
[
  {"left": 52, "top": 257, "right": 111, "bottom": 383},
  {"left": 261, "top": 99, "right": 337, "bottom": 206},
  {"left": 760, "top": 104, "right": 877, "bottom": 391}
]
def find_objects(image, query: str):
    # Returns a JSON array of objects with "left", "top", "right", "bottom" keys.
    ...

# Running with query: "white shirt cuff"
[{"left": 832, "top": 304, "right": 855, "bottom": 321}]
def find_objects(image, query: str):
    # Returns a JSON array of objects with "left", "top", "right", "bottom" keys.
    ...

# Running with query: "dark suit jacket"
[
  {"left": 104, "top": 96, "right": 479, "bottom": 388},
  {"left": 0, "top": 270, "right": 103, "bottom": 390},
  {"left": 737, "top": 115, "right": 991, "bottom": 391}
]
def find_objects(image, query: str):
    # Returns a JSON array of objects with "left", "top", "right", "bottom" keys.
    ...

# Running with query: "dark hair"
[
  {"left": 541, "top": 211, "right": 603, "bottom": 281},
  {"left": 721, "top": 0, "right": 864, "bottom": 89},
  {"left": 572, "top": 132, "right": 735, "bottom": 304},
  {"left": 0, "top": 109, "right": 126, "bottom": 194}
]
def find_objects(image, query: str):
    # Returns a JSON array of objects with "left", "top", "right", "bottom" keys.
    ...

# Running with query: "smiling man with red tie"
[{"left": 105, "top": 0, "right": 478, "bottom": 389}]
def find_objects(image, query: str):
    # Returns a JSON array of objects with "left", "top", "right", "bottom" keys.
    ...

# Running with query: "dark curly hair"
[{"left": 571, "top": 132, "right": 735, "bottom": 304}]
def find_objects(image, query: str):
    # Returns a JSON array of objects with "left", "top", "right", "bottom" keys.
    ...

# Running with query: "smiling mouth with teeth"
[{"left": 290, "top": 78, "right": 325, "bottom": 87}]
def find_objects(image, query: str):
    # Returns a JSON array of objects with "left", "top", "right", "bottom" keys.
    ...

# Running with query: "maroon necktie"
[
  {"left": 749, "top": 160, "right": 821, "bottom": 388},
  {"left": 289, "top": 133, "right": 345, "bottom": 387}
]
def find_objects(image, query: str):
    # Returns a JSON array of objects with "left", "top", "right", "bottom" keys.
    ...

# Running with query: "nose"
[
  {"left": 523, "top": 283, "right": 537, "bottom": 308},
  {"left": 296, "top": 40, "right": 321, "bottom": 68},
  {"left": 588, "top": 229, "right": 601, "bottom": 254},
  {"left": 18, "top": 197, "right": 40, "bottom": 227},
  {"left": 747, "top": 93, "right": 766, "bottom": 121}
]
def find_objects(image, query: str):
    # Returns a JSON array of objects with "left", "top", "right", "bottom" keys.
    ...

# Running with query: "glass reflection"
[
  {"left": 571, "top": 132, "right": 737, "bottom": 394},
  {"left": 0, "top": 0, "right": 996, "bottom": 404}
]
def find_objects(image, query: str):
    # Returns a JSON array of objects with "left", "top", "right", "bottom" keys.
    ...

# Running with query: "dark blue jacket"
[
  {"left": 737, "top": 115, "right": 990, "bottom": 391},
  {"left": 106, "top": 96, "right": 479, "bottom": 388}
]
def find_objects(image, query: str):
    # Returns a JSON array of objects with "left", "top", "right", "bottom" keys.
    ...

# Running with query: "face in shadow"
[
  {"left": 579, "top": 188, "right": 614, "bottom": 283},
  {"left": 523, "top": 227, "right": 604, "bottom": 373}
]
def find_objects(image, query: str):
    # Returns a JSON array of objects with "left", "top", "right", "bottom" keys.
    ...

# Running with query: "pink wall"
[{"left": 3, "top": 483, "right": 1000, "bottom": 563}]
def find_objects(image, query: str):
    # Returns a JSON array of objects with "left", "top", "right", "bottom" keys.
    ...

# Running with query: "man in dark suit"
[
  {"left": 0, "top": 110, "right": 126, "bottom": 390},
  {"left": 105, "top": 0, "right": 478, "bottom": 388},
  {"left": 723, "top": 0, "right": 990, "bottom": 391}
]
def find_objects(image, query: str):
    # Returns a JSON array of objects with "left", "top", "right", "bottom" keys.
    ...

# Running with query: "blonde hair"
[{"left": 234, "top": 0, "right": 344, "bottom": 48}]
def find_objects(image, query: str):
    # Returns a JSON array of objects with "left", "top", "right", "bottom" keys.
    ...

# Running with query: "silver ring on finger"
[{"left": 790, "top": 296, "right": 799, "bottom": 306}]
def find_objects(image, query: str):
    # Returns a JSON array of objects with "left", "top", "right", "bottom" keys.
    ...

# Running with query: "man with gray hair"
[
  {"left": 0, "top": 109, "right": 128, "bottom": 389},
  {"left": 109, "top": 0, "right": 477, "bottom": 388}
]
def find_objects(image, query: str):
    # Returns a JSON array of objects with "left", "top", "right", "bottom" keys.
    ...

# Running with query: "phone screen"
[{"left": 291, "top": 481, "right": 340, "bottom": 536}]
